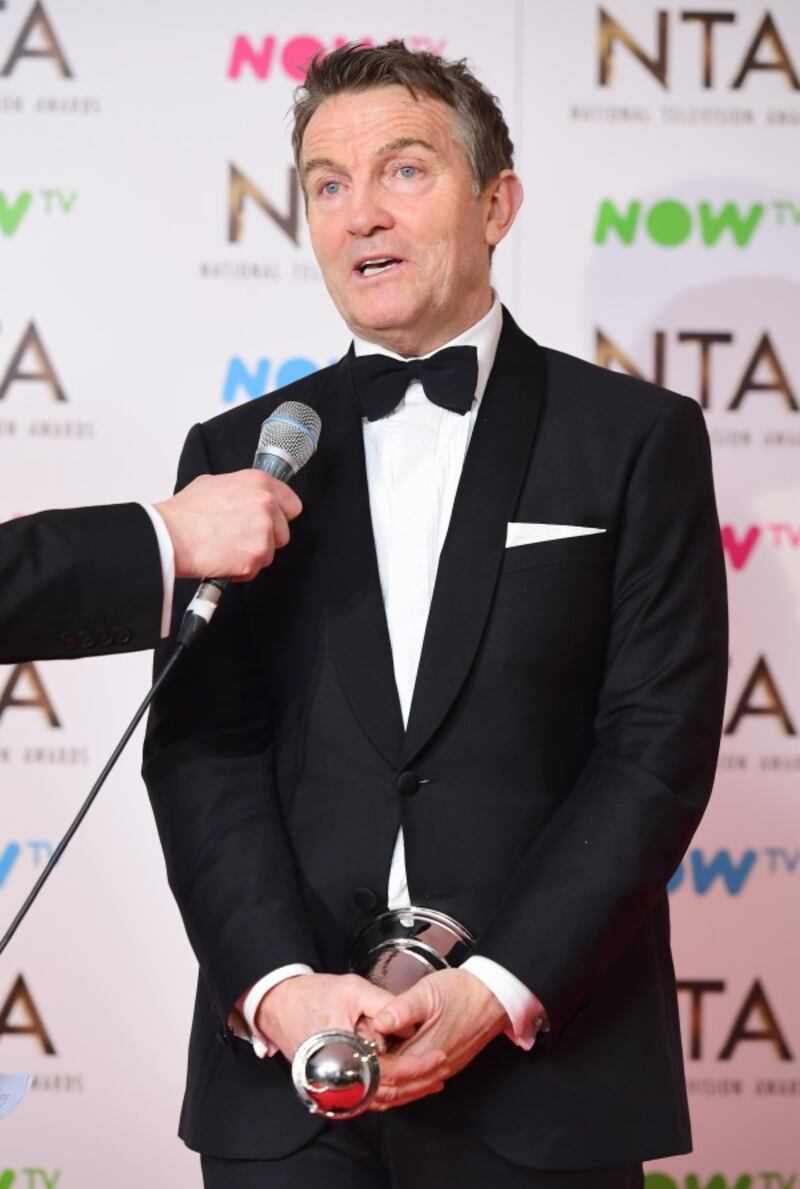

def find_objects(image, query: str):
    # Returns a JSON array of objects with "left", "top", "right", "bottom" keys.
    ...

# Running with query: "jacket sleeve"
[
  {"left": 475, "top": 395, "right": 728, "bottom": 1034},
  {"left": 142, "top": 422, "right": 320, "bottom": 1024},
  {"left": 0, "top": 503, "right": 162, "bottom": 663}
]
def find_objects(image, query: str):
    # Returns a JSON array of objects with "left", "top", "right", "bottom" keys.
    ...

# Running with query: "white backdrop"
[{"left": 1, "top": 2, "right": 798, "bottom": 1185}]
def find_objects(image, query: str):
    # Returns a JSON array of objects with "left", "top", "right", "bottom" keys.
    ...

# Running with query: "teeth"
[{"left": 360, "top": 258, "right": 396, "bottom": 276}]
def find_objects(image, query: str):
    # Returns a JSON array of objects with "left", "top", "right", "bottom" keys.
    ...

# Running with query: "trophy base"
[{"left": 350, "top": 907, "right": 475, "bottom": 994}]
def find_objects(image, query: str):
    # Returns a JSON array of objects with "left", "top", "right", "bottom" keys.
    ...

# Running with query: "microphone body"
[{"left": 178, "top": 402, "right": 321, "bottom": 646}]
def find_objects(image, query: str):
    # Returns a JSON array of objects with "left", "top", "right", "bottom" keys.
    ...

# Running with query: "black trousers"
[{"left": 200, "top": 1094, "right": 645, "bottom": 1189}]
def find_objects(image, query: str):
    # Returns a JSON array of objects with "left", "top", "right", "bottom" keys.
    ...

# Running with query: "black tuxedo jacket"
[
  {"left": 143, "top": 311, "right": 727, "bottom": 1169},
  {"left": 0, "top": 503, "right": 162, "bottom": 663}
]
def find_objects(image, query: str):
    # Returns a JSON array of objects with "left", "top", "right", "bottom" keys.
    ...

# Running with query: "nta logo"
[
  {"left": 0, "top": 664, "right": 61, "bottom": 727},
  {"left": 0, "top": 974, "right": 55, "bottom": 1054},
  {"left": 0, "top": 323, "right": 67, "bottom": 403},
  {"left": 676, "top": 978, "right": 792, "bottom": 1061},
  {"left": 724, "top": 655, "right": 796, "bottom": 737},
  {"left": 227, "top": 34, "right": 445, "bottom": 82},
  {"left": 598, "top": 8, "right": 799, "bottom": 91},
  {"left": 228, "top": 164, "right": 301, "bottom": 246},
  {"left": 596, "top": 327, "right": 797, "bottom": 411},
  {"left": 0, "top": 0, "right": 72, "bottom": 77}
]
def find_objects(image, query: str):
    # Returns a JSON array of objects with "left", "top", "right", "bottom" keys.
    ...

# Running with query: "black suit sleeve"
[
  {"left": 0, "top": 503, "right": 162, "bottom": 663},
  {"left": 476, "top": 396, "right": 728, "bottom": 1033},
  {"left": 142, "top": 423, "right": 320, "bottom": 1022}
]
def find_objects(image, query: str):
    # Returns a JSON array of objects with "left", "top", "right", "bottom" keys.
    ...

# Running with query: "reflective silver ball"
[{"left": 292, "top": 1029, "right": 380, "bottom": 1120}]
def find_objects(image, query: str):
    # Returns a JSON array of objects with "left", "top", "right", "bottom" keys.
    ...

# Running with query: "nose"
[{"left": 345, "top": 180, "right": 394, "bottom": 238}]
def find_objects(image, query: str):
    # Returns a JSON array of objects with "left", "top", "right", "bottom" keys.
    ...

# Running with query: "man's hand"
[
  {"left": 368, "top": 969, "right": 509, "bottom": 1111},
  {"left": 155, "top": 470, "right": 302, "bottom": 580},
  {"left": 255, "top": 973, "right": 447, "bottom": 1099}
]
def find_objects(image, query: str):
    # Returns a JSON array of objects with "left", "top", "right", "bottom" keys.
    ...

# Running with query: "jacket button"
[
  {"left": 61, "top": 632, "right": 77, "bottom": 651},
  {"left": 97, "top": 629, "right": 114, "bottom": 648},
  {"left": 78, "top": 630, "right": 96, "bottom": 648},
  {"left": 396, "top": 770, "right": 421, "bottom": 796},
  {"left": 353, "top": 887, "right": 378, "bottom": 911},
  {"left": 114, "top": 627, "right": 132, "bottom": 645}
]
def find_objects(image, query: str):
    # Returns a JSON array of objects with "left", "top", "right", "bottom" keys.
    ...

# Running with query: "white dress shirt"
[{"left": 243, "top": 296, "right": 545, "bottom": 1056}]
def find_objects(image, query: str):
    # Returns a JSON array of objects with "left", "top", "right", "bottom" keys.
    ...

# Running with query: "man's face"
[{"left": 301, "top": 86, "right": 505, "bottom": 357}]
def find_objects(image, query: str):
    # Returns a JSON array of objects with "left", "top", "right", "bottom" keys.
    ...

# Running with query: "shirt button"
[
  {"left": 353, "top": 887, "right": 379, "bottom": 911},
  {"left": 396, "top": 770, "right": 421, "bottom": 796}
]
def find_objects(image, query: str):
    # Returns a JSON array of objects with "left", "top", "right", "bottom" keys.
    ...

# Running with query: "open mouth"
[{"left": 355, "top": 256, "right": 403, "bottom": 278}]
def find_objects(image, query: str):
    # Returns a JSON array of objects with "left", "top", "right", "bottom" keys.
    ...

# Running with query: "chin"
[{"left": 350, "top": 298, "right": 420, "bottom": 339}]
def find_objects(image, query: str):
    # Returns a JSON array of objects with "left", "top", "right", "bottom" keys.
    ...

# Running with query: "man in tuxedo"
[
  {"left": 0, "top": 469, "right": 299, "bottom": 663},
  {"left": 143, "top": 41, "right": 727, "bottom": 1188}
]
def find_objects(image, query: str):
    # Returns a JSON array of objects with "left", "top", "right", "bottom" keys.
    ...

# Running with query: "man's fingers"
[
  {"left": 347, "top": 976, "right": 397, "bottom": 1022},
  {"left": 370, "top": 1079, "right": 446, "bottom": 1111},
  {"left": 376, "top": 1048, "right": 446, "bottom": 1087},
  {"left": 253, "top": 471, "right": 302, "bottom": 520},
  {"left": 372, "top": 984, "right": 430, "bottom": 1038},
  {"left": 267, "top": 502, "right": 291, "bottom": 552}
]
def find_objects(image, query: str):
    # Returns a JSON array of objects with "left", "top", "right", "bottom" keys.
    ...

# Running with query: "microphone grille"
[{"left": 257, "top": 401, "right": 322, "bottom": 472}]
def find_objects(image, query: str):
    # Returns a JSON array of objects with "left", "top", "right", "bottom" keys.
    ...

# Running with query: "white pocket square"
[{"left": 505, "top": 523, "right": 607, "bottom": 548}]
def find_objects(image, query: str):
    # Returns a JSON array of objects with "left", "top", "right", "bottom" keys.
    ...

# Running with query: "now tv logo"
[
  {"left": 669, "top": 847, "right": 800, "bottom": 896},
  {"left": 228, "top": 35, "right": 446, "bottom": 82},
  {"left": 721, "top": 523, "right": 800, "bottom": 570},
  {"left": 594, "top": 198, "right": 765, "bottom": 248}
]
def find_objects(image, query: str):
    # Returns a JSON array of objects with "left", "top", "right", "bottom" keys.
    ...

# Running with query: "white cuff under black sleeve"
[
  {"left": 141, "top": 504, "right": 175, "bottom": 639},
  {"left": 461, "top": 955, "right": 548, "bottom": 1050},
  {"left": 242, "top": 965, "right": 315, "bottom": 1058}
]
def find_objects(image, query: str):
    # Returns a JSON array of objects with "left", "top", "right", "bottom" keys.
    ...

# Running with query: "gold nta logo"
[
  {"left": 677, "top": 978, "right": 792, "bottom": 1061},
  {"left": 0, "top": 974, "right": 56, "bottom": 1055},
  {"left": 596, "top": 328, "right": 798, "bottom": 412},
  {"left": 228, "top": 164, "right": 301, "bottom": 245},
  {"left": 598, "top": 8, "right": 799, "bottom": 91},
  {"left": 0, "top": 322, "right": 67, "bottom": 402},
  {"left": 0, "top": 1, "right": 72, "bottom": 78},
  {"left": 0, "top": 664, "right": 61, "bottom": 728}
]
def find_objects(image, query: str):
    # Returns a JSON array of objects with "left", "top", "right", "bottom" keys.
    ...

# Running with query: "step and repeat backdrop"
[{"left": 1, "top": 1, "right": 798, "bottom": 1185}]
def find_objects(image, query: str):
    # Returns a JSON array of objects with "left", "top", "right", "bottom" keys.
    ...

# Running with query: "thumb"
[
  {"left": 372, "top": 982, "right": 431, "bottom": 1038},
  {"left": 352, "top": 979, "right": 397, "bottom": 1021}
]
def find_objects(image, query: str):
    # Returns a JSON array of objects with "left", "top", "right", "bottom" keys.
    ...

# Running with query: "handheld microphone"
[{"left": 178, "top": 402, "right": 321, "bottom": 647}]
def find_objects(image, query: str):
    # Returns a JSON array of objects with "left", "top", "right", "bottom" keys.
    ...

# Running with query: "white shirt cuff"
[
  {"left": 241, "top": 964, "right": 314, "bottom": 1058},
  {"left": 461, "top": 955, "right": 548, "bottom": 1051},
  {"left": 141, "top": 504, "right": 175, "bottom": 638}
]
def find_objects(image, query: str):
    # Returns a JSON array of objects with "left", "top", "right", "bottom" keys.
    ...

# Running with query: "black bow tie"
[{"left": 348, "top": 345, "right": 478, "bottom": 422}]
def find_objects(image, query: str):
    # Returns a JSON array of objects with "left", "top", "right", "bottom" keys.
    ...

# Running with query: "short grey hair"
[{"left": 291, "top": 39, "right": 515, "bottom": 197}]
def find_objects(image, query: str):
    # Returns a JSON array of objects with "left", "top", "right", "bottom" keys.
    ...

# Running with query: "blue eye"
[
  {"left": 322, "top": 181, "right": 340, "bottom": 196},
  {"left": 398, "top": 165, "right": 418, "bottom": 178}
]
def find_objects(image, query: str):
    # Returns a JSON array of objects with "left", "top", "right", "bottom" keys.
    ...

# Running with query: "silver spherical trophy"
[{"left": 291, "top": 907, "right": 474, "bottom": 1119}]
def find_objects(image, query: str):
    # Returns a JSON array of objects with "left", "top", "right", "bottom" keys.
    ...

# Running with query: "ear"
[{"left": 484, "top": 170, "right": 524, "bottom": 248}]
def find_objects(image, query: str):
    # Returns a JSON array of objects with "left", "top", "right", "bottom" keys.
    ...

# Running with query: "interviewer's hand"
[
  {"left": 155, "top": 470, "right": 302, "bottom": 580},
  {"left": 368, "top": 969, "right": 508, "bottom": 1111},
  {"left": 255, "top": 973, "right": 447, "bottom": 1096}
]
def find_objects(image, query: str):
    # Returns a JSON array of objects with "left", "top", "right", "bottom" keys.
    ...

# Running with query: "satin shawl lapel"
[
  {"left": 314, "top": 355, "right": 405, "bottom": 766},
  {"left": 400, "top": 312, "right": 547, "bottom": 766}
]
